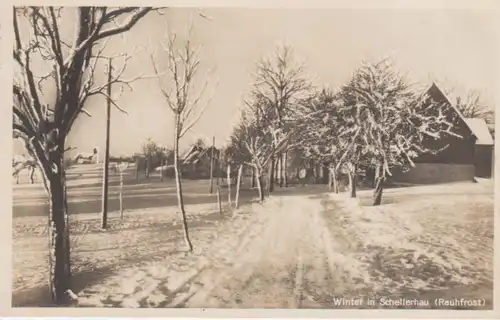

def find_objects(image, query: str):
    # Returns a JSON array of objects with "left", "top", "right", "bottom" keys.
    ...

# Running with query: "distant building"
[
  {"left": 75, "top": 148, "right": 99, "bottom": 164},
  {"left": 180, "top": 145, "right": 221, "bottom": 179}
]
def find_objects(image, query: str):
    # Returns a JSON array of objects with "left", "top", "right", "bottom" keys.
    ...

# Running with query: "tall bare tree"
[
  {"left": 439, "top": 86, "right": 494, "bottom": 124},
  {"left": 252, "top": 45, "right": 312, "bottom": 191},
  {"left": 149, "top": 22, "right": 217, "bottom": 252},
  {"left": 12, "top": 6, "right": 159, "bottom": 304}
]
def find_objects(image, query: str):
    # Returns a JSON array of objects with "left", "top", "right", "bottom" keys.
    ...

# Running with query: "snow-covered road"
[{"left": 13, "top": 183, "right": 493, "bottom": 309}]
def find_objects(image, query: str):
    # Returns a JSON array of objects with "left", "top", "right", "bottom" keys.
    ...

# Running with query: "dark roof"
[{"left": 425, "top": 83, "right": 475, "bottom": 139}]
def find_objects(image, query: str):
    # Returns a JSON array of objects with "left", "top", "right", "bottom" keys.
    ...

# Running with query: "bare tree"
[
  {"left": 141, "top": 138, "right": 155, "bottom": 178},
  {"left": 149, "top": 22, "right": 217, "bottom": 252},
  {"left": 440, "top": 86, "right": 494, "bottom": 124},
  {"left": 12, "top": 6, "right": 159, "bottom": 304},
  {"left": 454, "top": 90, "right": 495, "bottom": 137},
  {"left": 456, "top": 91, "right": 493, "bottom": 121},
  {"left": 141, "top": 138, "right": 170, "bottom": 178},
  {"left": 252, "top": 45, "right": 312, "bottom": 191}
]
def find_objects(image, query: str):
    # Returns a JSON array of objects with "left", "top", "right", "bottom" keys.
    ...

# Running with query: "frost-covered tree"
[
  {"left": 338, "top": 59, "right": 460, "bottom": 205},
  {"left": 252, "top": 45, "right": 312, "bottom": 191},
  {"left": 12, "top": 6, "right": 158, "bottom": 304},
  {"left": 234, "top": 97, "right": 283, "bottom": 202},
  {"left": 297, "top": 89, "right": 350, "bottom": 193},
  {"left": 141, "top": 138, "right": 172, "bottom": 179}
]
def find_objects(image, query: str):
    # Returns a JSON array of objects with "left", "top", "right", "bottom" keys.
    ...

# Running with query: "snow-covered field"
[
  {"left": 11, "top": 166, "right": 494, "bottom": 309},
  {"left": 326, "top": 180, "right": 494, "bottom": 308}
]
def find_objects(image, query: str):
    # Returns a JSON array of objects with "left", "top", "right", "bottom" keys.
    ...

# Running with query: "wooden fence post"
[{"left": 235, "top": 164, "right": 243, "bottom": 211}]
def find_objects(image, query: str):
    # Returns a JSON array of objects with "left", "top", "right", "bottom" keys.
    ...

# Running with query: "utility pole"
[
  {"left": 101, "top": 58, "right": 112, "bottom": 229},
  {"left": 209, "top": 136, "right": 215, "bottom": 193}
]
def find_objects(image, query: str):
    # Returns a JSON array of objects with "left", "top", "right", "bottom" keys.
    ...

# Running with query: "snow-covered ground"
[{"left": 12, "top": 172, "right": 494, "bottom": 309}]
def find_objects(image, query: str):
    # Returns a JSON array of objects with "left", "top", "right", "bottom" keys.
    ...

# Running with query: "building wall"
[
  {"left": 415, "top": 134, "right": 476, "bottom": 165},
  {"left": 391, "top": 163, "right": 475, "bottom": 184},
  {"left": 492, "top": 148, "right": 495, "bottom": 178},
  {"left": 474, "top": 145, "right": 494, "bottom": 178}
]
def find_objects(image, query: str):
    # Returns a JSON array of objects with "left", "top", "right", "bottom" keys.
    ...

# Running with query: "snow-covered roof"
[
  {"left": 182, "top": 145, "right": 218, "bottom": 164},
  {"left": 464, "top": 118, "right": 494, "bottom": 145},
  {"left": 180, "top": 145, "right": 199, "bottom": 162}
]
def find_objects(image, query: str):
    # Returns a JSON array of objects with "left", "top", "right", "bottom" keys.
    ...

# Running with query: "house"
[
  {"left": 180, "top": 145, "right": 221, "bottom": 179},
  {"left": 74, "top": 148, "right": 99, "bottom": 164},
  {"left": 392, "top": 83, "right": 493, "bottom": 184}
]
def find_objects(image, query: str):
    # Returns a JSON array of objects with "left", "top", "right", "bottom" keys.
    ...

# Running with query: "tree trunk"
[
  {"left": 329, "top": 168, "right": 339, "bottom": 193},
  {"left": 328, "top": 168, "right": 332, "bottom": 190},
  {"left": 235, "top": 164, "right": 243, "bottom": 210},
  {"left": 256, "top": 172, "right": 264, "bottom": 202},
  {"left": 160, "top": 156, "right": 164, "bottom": 182},
  {"left": 216, "top": 185, "right": 222, "bottom": 216},
  {"left": 146, "top": 155, "right": 151, "bottom": 179},
  {"left": 278, "top": 154, "right": 283, "bottom": 187},
  {"left": 30, "top": 167, "right": 35, "bottom": 184},
  {"left": 273, "top": 160, "right": 277, "bottom": 183},
  {"left": 227, "top": 164, "right": 232, "bottom": 206},
  {"left": 173, "top": 121, "right": 193, "bottom": 252},
  {"left": 283, "top": 151, "right": 288, "bottom": 187},
  {"left": 349, "top": 171, "right": 357, "bottom": 198},
  {"left": 45, "top": 149, "right": 71, "bottom": 305},
  {"left": 268, "top": 156, "right": 275, "bottom": 194},
  {"left": 275, "top": 156, "right": 280, "bottom": 186},
  {"left": 251, "top": 167, "right": 256, "bottom": 188},
  {"left": 373, "top": 176, "right": 385, "bottom": 206},
  {"left": 312, "top": 165, "right": 317, "bottom": 184},
  {"left": 373, "top": 166, "right": 379, "bottom": 188},
  {"left": 135, "top": 158, "right": 140, "bottom": 182},
  {"left": 346, "top": 163, "right": 357, "bottom": 198},
  {"left": 209, "top": 138, "right": 215, "bottom": 193}
]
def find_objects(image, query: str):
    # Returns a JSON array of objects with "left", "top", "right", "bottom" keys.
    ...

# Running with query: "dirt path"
[
  {"left": 173, "top": 193, "right": 365, "bottom": 308},
  {"left": 163, "top": 187, "right": 492, "bottom": 309}
]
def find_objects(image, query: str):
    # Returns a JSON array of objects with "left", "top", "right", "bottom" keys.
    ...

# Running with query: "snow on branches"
[
  {"left": 337, "top": 58, "right": 459, "bottom": 178},
  {"left": 13, "top": 7, "right": 160, "bottom": 172}
]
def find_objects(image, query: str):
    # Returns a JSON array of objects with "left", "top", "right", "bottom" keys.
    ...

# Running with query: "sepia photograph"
[{"left": 8, "top": 2, "right": 496, "bottom": 313}]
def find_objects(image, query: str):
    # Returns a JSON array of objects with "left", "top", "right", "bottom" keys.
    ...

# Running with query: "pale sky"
[{"left": 14, "top": 7, "right": 497, "bottom": 157}]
